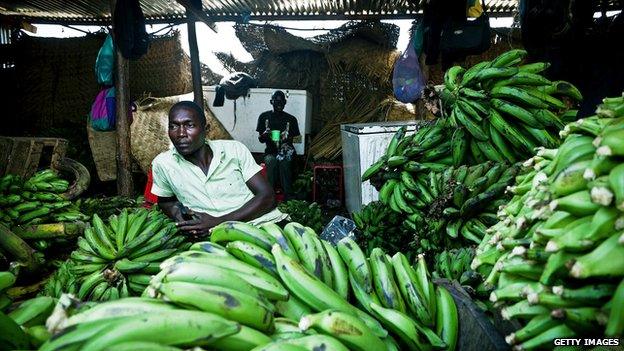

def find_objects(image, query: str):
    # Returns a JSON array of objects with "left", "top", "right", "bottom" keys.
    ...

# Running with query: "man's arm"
[
  {"left": 157, "top": 196, "right": 185, "bottom": 222},
  {"left": 176, "top": 171, "right": 276, "bottom": 235},
  {"left": 257, "top": 114, "right": 269, "bottom": 143},
  {"left": 283, "top": 115, "right": 300, "bottom": 144}
]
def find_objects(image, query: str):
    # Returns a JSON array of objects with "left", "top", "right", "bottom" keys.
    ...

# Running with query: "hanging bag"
[
  {"left": 90, "top": 87, "right": 117, "bottom": 131},
  {"left": 439, "top": 0, "right": 491, "bottom": 58},
  {"left": 95, "top": 34, "right": 115, "bottom": 86},
  {"left": 392, "top": 25, "right": 426, "bottom": 103}
]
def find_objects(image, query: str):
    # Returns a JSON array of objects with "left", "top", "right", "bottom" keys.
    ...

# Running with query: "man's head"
[
  {"left": 270, "top": 90, "right": 286, "bottom": 112},
  {"left": 168, "top": 101, "right": 207, "bottom": 156}
]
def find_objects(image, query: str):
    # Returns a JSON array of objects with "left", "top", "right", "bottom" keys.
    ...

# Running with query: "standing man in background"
[{"left": 257, "top": 90, "right": 300, "bottom": 200}]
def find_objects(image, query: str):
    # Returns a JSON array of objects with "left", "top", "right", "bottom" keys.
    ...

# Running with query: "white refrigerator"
[
  {"left": 203, "top": 87, "right": 312, "bottom": 155},
  {"left": 341, "top": 121, "right": 423, "bottom": 214}
]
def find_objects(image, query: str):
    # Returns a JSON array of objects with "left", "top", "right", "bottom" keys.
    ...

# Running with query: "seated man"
[
  {"left": 256, "top": 90, "right": 300, "bottom": 200},
  {"left": 151, "top": 101, "right": 287, "bottom": 237}
]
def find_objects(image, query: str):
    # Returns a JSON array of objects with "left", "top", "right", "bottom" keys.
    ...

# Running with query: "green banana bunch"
[
  {"left": 278, "top": 200, "right": 324, "bottom": 233},
  {"left": 291, "top": 170, "right": 313, "bottom": 198},
  {"left": 0, "top": 169, "right": 88, "bottom": 228},
  {"left": 442, "top": 49, "right": 581, "bottom": 165},
  {"left": 433, "top": 247, "right": 476, "bottom": 283},
  {"left": 0, "top": 270, "right": 17, "bottom": 311},
  {"left": 39, "top": 306, "right": 242, "bottom": 351},
  {"left": 61, "top": 208, "right": 187, "bottom": 301},
  {"left": 353, "top": 201, "right": 412, "bottom": 258},
  {"left": 40, "top": 260, "right": 78, "bottom": 298},
  {"left": 470, "top": 93, "right": 624, "bottom": 348},
  {"left": 144, "top": 220, "right": 458, "bottom": 351},
  {"left": 75, "top": 195, "right": 142, "bottom": 219},
  {"left": 6, "top": 296, "right": 56, "bottom": 328},
  {"left": 428, "top": 50, "right": 581, "bottom": 171}
]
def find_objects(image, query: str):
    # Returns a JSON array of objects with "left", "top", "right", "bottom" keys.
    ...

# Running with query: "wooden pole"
[
  {"left": 110, "top": 0, "right": 134, "bottom": 196},
  {"left": 186, "top": 8, "right": 204, "bottom": 106}
]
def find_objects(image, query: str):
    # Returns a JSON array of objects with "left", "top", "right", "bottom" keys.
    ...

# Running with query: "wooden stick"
[
  {"left": 186, "top": 7, "right": 204, "bottom": 106},
  {"left": 110, "top": 0, "right": 134, "bottom": 196}
]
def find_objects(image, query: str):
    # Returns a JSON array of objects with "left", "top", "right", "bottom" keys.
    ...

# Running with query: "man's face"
[
  {"left": 271, "top": 96, "right": 286, "bottom": 112},
  {"left": 168, "top": 107, "right": 205, "bottom": 155}
]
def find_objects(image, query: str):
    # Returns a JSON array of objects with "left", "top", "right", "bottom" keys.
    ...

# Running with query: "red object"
[
  {"left": 143, "top": 167, "right": 158, "bottom": 206},
  {"left": 312, "top": 163, "right": 343, "bottom": 203}
]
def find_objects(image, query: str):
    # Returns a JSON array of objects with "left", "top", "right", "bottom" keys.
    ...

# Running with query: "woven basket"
[
  {"left": 130, "top": 32, "right": 193, "bottom": 98},
  {"left": 130, "top": 93, "right": 232, "bottom": 174},
  {"left": 13, "top": 31, "right": 192, "bottom": 128},
  {"left": 86, "top": 125, "right": 117, "bottom": 182}
]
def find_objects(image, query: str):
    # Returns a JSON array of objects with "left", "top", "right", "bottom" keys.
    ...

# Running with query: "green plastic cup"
[{"left": 270, "top": 130, "right": 281, "bottom": 142}]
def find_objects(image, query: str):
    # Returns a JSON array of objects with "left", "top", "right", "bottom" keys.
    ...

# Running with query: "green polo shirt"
[{"left": 151, "top": 139, "right": 287, "bottom": 226}]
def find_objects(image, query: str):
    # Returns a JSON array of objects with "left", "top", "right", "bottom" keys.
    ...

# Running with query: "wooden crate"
[{"left": 0, "top": 136, "right": 68, "bottom": 178}]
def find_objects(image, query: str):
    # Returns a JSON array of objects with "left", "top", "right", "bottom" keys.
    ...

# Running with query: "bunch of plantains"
[
  {"left": 368, "top": 153, "right": 520, "bottom": 252},
  {"left": 471, "top": 93, "right": 624, "bottom": 349},
  {"left": 352, "top": 201, "right": 415, "bottom": 257},
  {"left": 63, "top": 208, "right": 188, "bottom": 301},
  {"left": 278, "top": 200, "right": 324, "bottom": 233},
  {"left": 40, "top": 261, "right": 78, "bottom": 299},
  {"left": 441, "top": 49, "right": 581, "bottom": 164},
  {"left": 362, "top": 50, "right": 581, "bottom": 192},
  {"left": 2, "top": 295, "right": 56, "bottom": 348},
  {"left": 0, "top": 270, "right": 17, "bottom": 311},
  {"left": 40, "top": 221, "right": 458, "bottom": 351},
  {"left": 0, "top": 170, "right": 88, "bottom": 226},
  {"left": 75, "top": 196, "right": 142, "bottom": 220},
  {"left": 433, "top": 247, "right": 476, "bottom": 284}
]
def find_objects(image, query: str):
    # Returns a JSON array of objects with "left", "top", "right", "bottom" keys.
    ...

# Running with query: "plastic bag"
[
  {"left": 320, "top": 215, "right": 358, "bottom": 246},
  {"left": 90, "top": 87, "right": 116, "bottom": 131},
  {"left": 95, "top": 34, "right": 115, "bottom": 86},
  {"left": 392, "top": 34, "right": 426, "bottom": 103}
]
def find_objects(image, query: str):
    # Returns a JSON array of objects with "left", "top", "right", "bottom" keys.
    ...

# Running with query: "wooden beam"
[
  {"left": 110, "top": 0, "right": 134, "bottom": 196},
  {"left": 186, "top": 8, "right": 204, "bottom": 106},
  {"left": 176, "top": 0, "right": 217, "bottom": 32}
]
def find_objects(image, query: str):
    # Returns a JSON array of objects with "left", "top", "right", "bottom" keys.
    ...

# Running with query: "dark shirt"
[{"left": 256, "top": 111, "right": 301, "bottom": 155}]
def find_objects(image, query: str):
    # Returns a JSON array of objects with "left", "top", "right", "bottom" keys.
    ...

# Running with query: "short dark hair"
[
  {"left": 271, "top": 90, "right": 286, "bottom": 100},
  {"left": 169, "top": 101, "right": 206, "bottom": 125}
]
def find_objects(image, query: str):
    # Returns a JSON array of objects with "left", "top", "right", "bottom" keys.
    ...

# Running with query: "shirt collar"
[{"left": 171, "top": 140, "right": 223, "bottom": 175}]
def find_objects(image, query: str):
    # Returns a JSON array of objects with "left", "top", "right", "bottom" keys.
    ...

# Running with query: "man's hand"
[
  {"left": 176, "top": 211, "right": 223, "bottom": 238},
  {"left": 258, "top": 131, "right": 269, "bottom": 143}
]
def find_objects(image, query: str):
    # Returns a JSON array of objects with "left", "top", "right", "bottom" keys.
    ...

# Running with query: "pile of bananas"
[
  {"left": 81, "top": 220, "right": 460, "bottom": 351},
  {"left": 0, "top": 270, "right": 16, "bottom": 311},
  {"left": 75, "top": 196, "right": 142, "bottom": 219},
  {"left": 442, "top": 49, "right": 581, "bottom": 163},
  {"left": 372, "top": 155, "right": 519, "bottom": 252},
  {"left": 1, "top": 296, "right": 56, "bottom": 348},
  {"left": 41, "top": 261, "right": 78, "bottom": 298},
  {"left": 292, "top": 170, "right": 314, "bottom": 198},
  {"left": 352, "top": 201, "right": 413, "bottom": 257},
  {"left": 64, "top": 208, "right": 188, "bottom": 301},
  {"left": 277, "top": 200, "right": 324, "bottom": 233},
  {"left": 433, "top": 247, "right": 476, "bottom": 283},
  {"left": 0, "top": 170, "right": 88, "bottom": 227},
  {"left": 470, "top": 93, "right": 624, "bottom": 349}
]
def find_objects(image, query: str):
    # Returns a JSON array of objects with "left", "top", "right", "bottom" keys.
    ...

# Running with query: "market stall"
[{"left": 1, "top": 0, "right": 623, "bottom": 350}]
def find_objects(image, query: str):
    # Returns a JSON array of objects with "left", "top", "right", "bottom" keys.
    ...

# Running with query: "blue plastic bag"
[
  {"left": 392, "top": 33, "right": 426, "bottom": 103},
  {"left": 90, "top": 87, "right": 116, "bottom": 131},
  {"left": 95, "top": 34, "right": 115, "bottom": 86}
]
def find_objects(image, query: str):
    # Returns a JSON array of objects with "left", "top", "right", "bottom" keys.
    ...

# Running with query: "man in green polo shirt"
[{"left": 151, "top": 101, "right": 287, "bottom": 237}]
